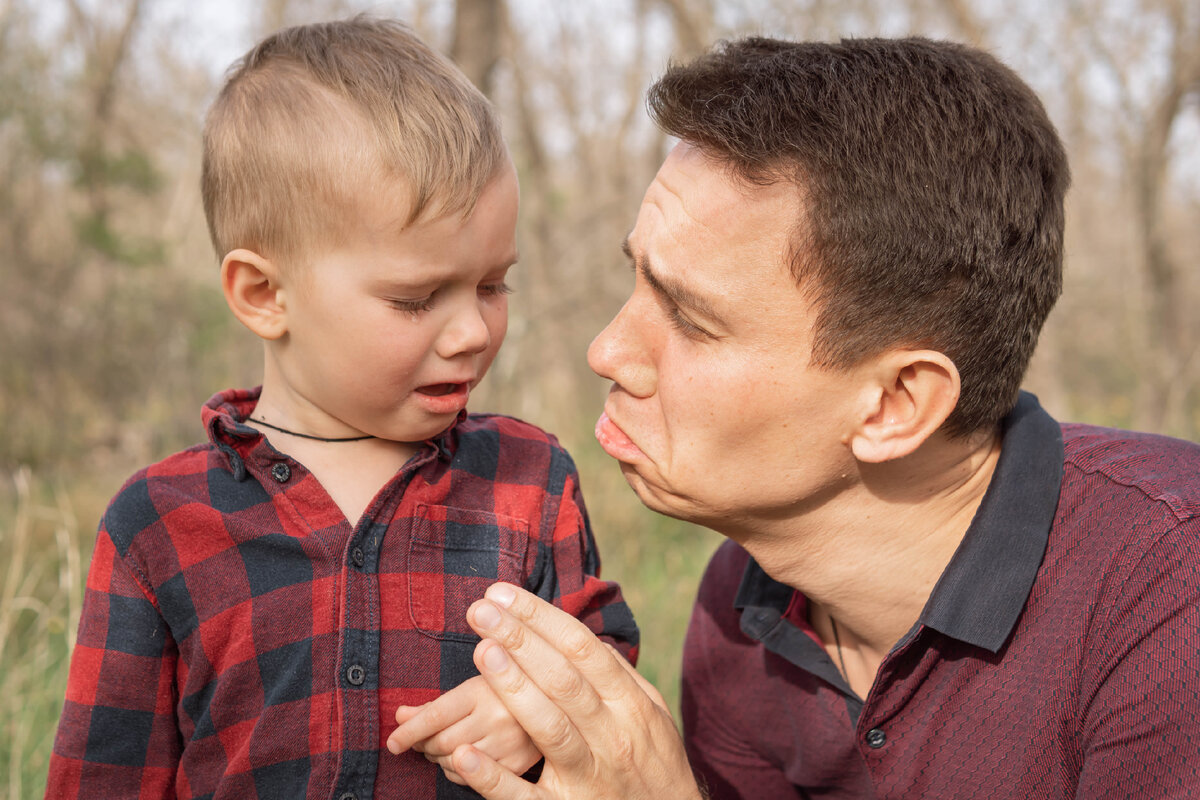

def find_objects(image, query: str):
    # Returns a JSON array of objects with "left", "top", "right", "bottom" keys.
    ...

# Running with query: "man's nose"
[{"left": 587, "top": 297, "right": 656, "bottom": 397}]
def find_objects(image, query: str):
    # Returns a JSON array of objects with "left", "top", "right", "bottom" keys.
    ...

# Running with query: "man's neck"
[{"left": 736, "top": 428, "right": 1002, "bottom": 660}]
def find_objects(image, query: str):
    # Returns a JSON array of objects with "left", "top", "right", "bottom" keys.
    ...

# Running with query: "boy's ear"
[
  {"left": 221, "top": 248, "right": 289, "bottom": 340},
  {"left": 850, "top": 350, "right": 960, "bottom": 463}
]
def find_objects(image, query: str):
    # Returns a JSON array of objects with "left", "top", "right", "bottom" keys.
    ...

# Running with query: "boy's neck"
[
  {"left": 250, "top": 380, "right": 421, "bottom": 526},
  {"left": 263, "top": 434, "right": 419, "bottom": 526}
]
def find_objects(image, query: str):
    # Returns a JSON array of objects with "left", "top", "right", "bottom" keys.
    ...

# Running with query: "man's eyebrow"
[{"left": 620, "top": 235, "right": 723, "bottom": 322}]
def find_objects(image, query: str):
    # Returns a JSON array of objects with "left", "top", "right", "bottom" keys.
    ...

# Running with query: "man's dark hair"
[{"left": 648, "top": 37, "right": 1069, "bottom": 436}]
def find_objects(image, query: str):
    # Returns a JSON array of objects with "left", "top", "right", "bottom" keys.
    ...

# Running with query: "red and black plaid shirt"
[
  {"left": 47, "top": 388, "right": 639, "bottom": 800},
  {"left": 683, "top": 392, "right": 1200, "bottom": 799}
]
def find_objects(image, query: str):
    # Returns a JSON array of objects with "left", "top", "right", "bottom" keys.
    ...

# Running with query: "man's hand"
[
  {"left": 387, "top": 675, "right": 541, "bottom": 785},
  {"left": 447, "top": 583, "right": 705, "bottom": 800}
]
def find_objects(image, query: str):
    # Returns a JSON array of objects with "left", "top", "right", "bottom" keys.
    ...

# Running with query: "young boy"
[{"left": 45, "top": 17, "right": 638, "bottom": 800}]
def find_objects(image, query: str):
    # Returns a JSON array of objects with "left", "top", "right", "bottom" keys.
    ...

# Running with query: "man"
[{"left": 392, "top": 36, "right": 1200, "bottom": 799}]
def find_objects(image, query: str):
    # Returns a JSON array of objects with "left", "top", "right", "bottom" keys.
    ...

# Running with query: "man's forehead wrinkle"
[{"left": 652, "top": 165, "right": 720, "bottom": 244}]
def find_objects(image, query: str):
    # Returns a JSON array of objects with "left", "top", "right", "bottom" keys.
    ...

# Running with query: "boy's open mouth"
[{"left": 417, "top": 383, "right": 465, "bottom": 397}]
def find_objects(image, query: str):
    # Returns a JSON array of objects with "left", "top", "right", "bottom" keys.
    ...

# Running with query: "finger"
[
  {"left": 387, "top": 691, "right": 475, "bottom": 755},
  {"left": 414, "top": 715, "right": 477, "bottom": 758},
  {"left": 452, "top": 744, "right": 542, "bottom": 800},
  {"left": 394, "top": 704, "right": 422, "bottom": 725},
  {"left": 421, "top": 752, "right": 467, "bottom": 785},
  {"left": 470, "top": 596, "right": 608, "bottom": 725},
  {"left": 476, "top": 584, "right": 642, "bottom": 704},
  {"left": 603, "top": 643, "right": 670, "bottom": 713},
  {"left": 472, "top": 589, "right": 679, "bottom": 768},
  {"left": 424, "top": 736, "right": 537, "bottom": 784},
  {"left": 471, "top": 636, "right": 595, "bottom": 770}
]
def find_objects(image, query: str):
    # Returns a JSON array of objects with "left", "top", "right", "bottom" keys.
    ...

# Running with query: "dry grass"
[{"left": 0, "top": 469, "right": 89, "bottom": 798}]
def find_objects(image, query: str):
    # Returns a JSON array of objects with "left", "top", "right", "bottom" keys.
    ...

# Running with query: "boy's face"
[{"left": 270, "top": 164, "right": 518, "bottom": 443}]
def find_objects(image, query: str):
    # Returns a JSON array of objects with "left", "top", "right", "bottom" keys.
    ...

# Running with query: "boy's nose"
[
  {"left": 587, "top": 297, "right": 656, "bottom": 398},
  {"left": 438, "top": 301, "right": 492, "bottom": 358}
]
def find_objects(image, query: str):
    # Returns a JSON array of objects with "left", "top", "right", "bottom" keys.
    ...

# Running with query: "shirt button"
[
  {"left": 339, "top": 794, "right": 357, "bottom": 800},
  {"left": 346, "top": 664, "right": 366, "bottom": 686},
  {"left": 865, "top": 728, "right": 887, "bottom": 749},
  {"left": 270, "top": 462, "right": 291, "bottom": 483},
  {"left": 351, "top": 547, "right": 365, "bottom": 568}
]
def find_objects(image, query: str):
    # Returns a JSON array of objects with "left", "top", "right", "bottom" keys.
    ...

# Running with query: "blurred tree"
[
  {"left": 2, "top": 0, "right": 1199, "bottom": 480},
  {"left": 1119, "top": 0, "right": 1200, "bottom": 434},
  {"left": 452, "top": 0, "right": 505, "bottom": 97},
  {"left": 1044, "top": 0, "right": 1200, "bottom": 436},
  {"left": 0, "top": 0, "right": 170, "bottom": 470}
]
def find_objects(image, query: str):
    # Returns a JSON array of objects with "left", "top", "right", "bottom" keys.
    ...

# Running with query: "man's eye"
[{"left": 667, "top": 307, "right": 714, "bottom": 340}]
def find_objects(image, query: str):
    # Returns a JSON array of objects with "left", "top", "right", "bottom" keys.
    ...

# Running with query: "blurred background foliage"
[{"left": 2, "top": 0, "right": 1198, "bottom": 795}]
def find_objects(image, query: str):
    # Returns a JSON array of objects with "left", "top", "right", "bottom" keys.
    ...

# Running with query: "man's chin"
[{"left": 619, "top": 464, "right": 700, "bottom": 524}]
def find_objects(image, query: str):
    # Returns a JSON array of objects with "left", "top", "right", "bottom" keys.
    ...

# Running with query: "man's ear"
[
  {"left": 850, "top": 351, "right": 960, "bottom": 463},
  {"left": 221, "top": 248, "right": 289, "bottom": 340}
]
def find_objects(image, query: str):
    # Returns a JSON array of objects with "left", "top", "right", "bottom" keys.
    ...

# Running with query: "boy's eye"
[
  {"left": 388, "top": 296, "right": 435, "bottom": 314},
  {"left": 479, "top": 282, "right": 514, "bottom": 298}
]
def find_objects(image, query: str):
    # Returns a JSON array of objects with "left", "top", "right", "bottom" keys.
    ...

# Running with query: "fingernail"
[
  {"left": 489, "top": 583, "right": 515, "bottom": 608},
  {"left": 459, "top": 747, "right": 481, "bottom": 773},
  {"left": 386, "top": 738, "right": 400, "bottom": 755},
  {"left": 482, "top": 643, "right": 509, "bottom": 672},
  {"left": 474, "top": 600, "right": 501, "bottom": 630}
]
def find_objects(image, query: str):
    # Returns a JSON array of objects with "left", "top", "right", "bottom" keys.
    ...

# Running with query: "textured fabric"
[
  {"left": 47, "top": 388, "right": 639, "bottom": 800},
  {"left": 682, "top": 393, "right": 1200, "bottom": 799}
]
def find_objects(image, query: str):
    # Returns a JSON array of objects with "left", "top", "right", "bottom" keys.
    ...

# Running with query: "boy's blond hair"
[{"left": 202, "top": 15, "right": 506, "bottom": 264}]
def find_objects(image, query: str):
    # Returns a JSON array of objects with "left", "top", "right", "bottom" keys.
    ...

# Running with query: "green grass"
[{"left": 0, "top": 448, "right": 720, "bottom": 798}]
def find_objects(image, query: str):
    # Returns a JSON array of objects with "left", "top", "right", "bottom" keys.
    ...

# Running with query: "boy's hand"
[{"left": 387, "top": 675, "right": 541, "bottom": 785}]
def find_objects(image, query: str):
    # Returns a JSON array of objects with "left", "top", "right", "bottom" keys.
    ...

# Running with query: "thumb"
[{"left": 452, "top": 743, "right": 542, "bottom": 800}]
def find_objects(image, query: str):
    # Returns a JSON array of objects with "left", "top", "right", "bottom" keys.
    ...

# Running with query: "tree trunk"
[{"left": 452, "top": 0, "right": 505, "bottom": 98}]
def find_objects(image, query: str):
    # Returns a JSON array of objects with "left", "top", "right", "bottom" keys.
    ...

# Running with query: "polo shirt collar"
[
  {"left": 735, "top": 391, "right": 1063, "bottom": 655},
  {"left": 919, "top": 391, "right": 1063, "bottom": 650}
]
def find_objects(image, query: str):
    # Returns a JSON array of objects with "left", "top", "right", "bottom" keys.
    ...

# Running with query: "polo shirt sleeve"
[
  {"left": 45, "top": 524, "right": 182, "bottom": 799},
  {"left": 681, "top": 542, "right": 804, "bottom": 800},
  {"left": 1077, "top": 514, "right": 1200, "bottom": 796}
]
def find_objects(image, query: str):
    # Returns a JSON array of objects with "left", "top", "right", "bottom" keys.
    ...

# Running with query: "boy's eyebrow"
[{"left": 620, "top": 235, "right": 723, "bottom": 323}]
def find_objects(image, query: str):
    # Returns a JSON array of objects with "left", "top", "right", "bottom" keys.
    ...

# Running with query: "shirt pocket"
[{"left": 408, "top": 504, "right": 531, "bottom": 641}]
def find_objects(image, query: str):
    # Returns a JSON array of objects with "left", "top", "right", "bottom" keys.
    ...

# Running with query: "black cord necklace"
[{"left": 248, "top": 417, "right": 373, "bottom": 442}]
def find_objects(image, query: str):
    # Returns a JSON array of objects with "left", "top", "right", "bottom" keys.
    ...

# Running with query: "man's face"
[{"left": 587, "top": 144, "right": 864, "bottom": 530}]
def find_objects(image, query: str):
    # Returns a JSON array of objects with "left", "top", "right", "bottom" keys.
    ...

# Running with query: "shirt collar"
[
  {"left": 736, "top": 391, "right": 1064, "bottom": 654},
  {"left": 919, "top": 391, "right": 1063, "bottom": 651},
  {"left": 200, "top": 387, "right": 464, "bottom": 471}
]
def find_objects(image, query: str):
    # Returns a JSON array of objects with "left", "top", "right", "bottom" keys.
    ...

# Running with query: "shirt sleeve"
[
  {"left": 681, "top": 543, "right": 804, "bottom": 800},
  {"left": 1076, "top": 514, "right": 1200, "bottom": 798},
  {"left": 531, "top": 450, "right": 640, "bottom": 665},
  {"left": 45, "top": 526, "right": 182, "bottom": 799}
]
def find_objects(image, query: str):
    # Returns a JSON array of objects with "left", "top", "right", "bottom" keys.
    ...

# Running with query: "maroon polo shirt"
[{"left": 682, "top": 393, "right": 1200, "bottom": 799}]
